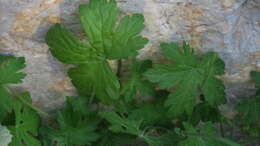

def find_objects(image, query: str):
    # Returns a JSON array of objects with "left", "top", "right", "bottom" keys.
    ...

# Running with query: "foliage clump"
[{"left": 0, "top": 0, "right": 259, "bottom": 145}]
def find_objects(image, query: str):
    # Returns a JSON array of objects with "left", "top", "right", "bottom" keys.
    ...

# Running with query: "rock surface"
[{"left": 0, "top": 0, "right": 259, "bottom": 110}]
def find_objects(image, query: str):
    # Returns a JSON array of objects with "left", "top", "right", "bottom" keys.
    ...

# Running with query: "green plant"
[
  {"left": 235, "top": 71, "right": 260, "bottom": 137},
  {"left": 0, "top": 0, "right": 259, "bottom": 145},
  {"left": 0, "top": 55, "right": 41, "bottom": 146},
  {"left": 46, "top": 0, "right": 148, "bottom": 104}
]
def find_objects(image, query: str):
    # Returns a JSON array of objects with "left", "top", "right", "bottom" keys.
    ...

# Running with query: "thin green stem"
[
  {"left": 16, "top": 94, "right": 50, "bottom": 118},
  {"left": 142, "top": 126, "right": 171, "bottom": 137},
  {"left": 89, "top": 87, "right": 96, "bottom": 106},
  {"left": 4, "top": 87, "right": 51, "bottom": 118}
]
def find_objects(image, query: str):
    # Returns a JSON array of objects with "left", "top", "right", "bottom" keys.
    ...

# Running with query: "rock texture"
[{"left": 0, "top": 0, "right": 259, "bottom": 110}]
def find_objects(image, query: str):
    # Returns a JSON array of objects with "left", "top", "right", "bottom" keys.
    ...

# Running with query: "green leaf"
[
  {"left": 165, "top": 75, "right": 202, "bottom": 117},
  {"left": 46, "top": 24, "right": 102, "bottom": 64},
  {"left": 235, "top": 71, "right": 260, "bottom": 136},
  {"left": 143, "top": 132, "right": 182, "bottom": 146},
  {"left": 96, "top": 131, "right": 135, "bottom": 146},
  {"left": 178, "top": 122, "right": 240, "bottom": 146},
  {"left": 144, "top": 42, "right": 226, "bottom": 117},
  {"left": 68, "top": 61, "right": 120, "bottom": 104},
  {"left": 143, "top": 136, "right": 165, "bottom": 146},
  {"left": 190, "top": 102, "right": 222, "bottom": 125},
  {"left": 160, "top": 42, "right": 198, "bottom": 66},
  {"left": 99, "top": 111, "right": 175, "bottom": 146},
  {"left": 46, "top": 0, "right": 147, "bottom": 103},
  {"left": 200, "top": 52, "right": 226, "bottom": 105},
  {"left": 251, "top": 71, "right": 260, "bottom": 89},
  {"left": 8, "top": 92, "right": 41, "bottom": 146},
  {"left": 79, "top": 0, "right": 148, "bottom": 59},
  {"left": 0, "top": 55, "right": 26, "bottom": 85},
  {"left": 236, "top": 95, "right": 260, "bottom": 136},
  {"left": 0, "top": 55, "right": 26, "bottom": 119},
  {"left": 0, "top": 87, "right": 13, "bottom": 121},
  {"left": 46, "top": 24, "right": 119, "bottom": 104},
  {"left": 0, "top": 124, "right": 12, "bottom": 146},
  {"left": 99, "top": 111, "right": 143, "bottom": 136},
  {"left": 128, "top": 104, "right": 166, "bottom": 127},
  {"left": 122, "top": 60, "right": 154, "bottom": 102},
  {"left": 46, "top": 0, "right": 148, "bottom": 104},
  {"left": 41, "top": 96, "right": 99, "bottom": 146}
]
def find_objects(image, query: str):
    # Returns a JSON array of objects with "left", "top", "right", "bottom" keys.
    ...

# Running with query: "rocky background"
[{"left": 0, "top": 0, "right": 259, "bottom": 111}]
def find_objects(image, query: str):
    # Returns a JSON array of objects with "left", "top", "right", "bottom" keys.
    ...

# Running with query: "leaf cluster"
[
  {"left": 0, "top": 0, "right": 259, "bottom": 146},
  {"left": 0, "top": 55, "right": 41, "bottom": 146}
]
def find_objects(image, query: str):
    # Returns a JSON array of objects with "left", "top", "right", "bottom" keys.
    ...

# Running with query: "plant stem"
[
  {"left": 16, "top": 95, "right": 50, "bottom": 118},
  {"left": 5, "top": 87, "right": 51, "bottom": 118},
  {"left": 89, "top": 87, "right": 95, "bottom": 105},
  {"left": 219, "top": 123, "right": 225, "bottom": 137},
  {"left": 117, "top": 59, "right": 122, "bottom": 79}
]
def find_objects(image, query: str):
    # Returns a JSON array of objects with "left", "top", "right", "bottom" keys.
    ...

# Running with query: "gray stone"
[{"left": 0, "top": 0, "right": 259, "bottom": 110}]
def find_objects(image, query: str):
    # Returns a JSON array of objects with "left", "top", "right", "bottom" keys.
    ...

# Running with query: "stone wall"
[{"left": 0, "top": 0, "right": 259, "bottom": 111}]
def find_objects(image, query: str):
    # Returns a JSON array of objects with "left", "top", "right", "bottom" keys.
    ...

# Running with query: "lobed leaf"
[
  {"left": 121, "top": 60, "right": 154, "bottom": 102},
  {"left": 68, "top": 61, "right": 120, "bottom": 104},
  {"left": 0, "top": 55, "right": 26, "bottom": 121},
  {"left": 41, "top": 96, "right": 99, "bottom": 146},
  {"left": 178, "top": 122, "right": 240, "bottom": 146},
  {"left": 145, "top": 42, "right": 226, "bottom": 117},
  {"left": 8, "top": 92, "right": 41, "bottom": 146},
  {"left": 46, "top": 0, "right": 148, "bottom": 103},
  {"left": 99, "top": 111, "right": 143, "bottom": 136},
  {"left": 236, "top": 96, "right": 260, "bottom": 136},
  {"left": 79, "top": 0, "right": 148, "bottom": 59},
  {"left": 0, "top": 55, "right": 26, "bottom": 85}
]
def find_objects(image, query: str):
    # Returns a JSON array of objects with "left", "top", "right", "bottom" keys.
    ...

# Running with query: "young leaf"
[
  {"left": 144, "top": 42, "right": 226, "bottom": 117},
  {"left": 121, "top": 60, "right": 154, "bottom": 102},
  {"left": 41, "top": 96, "right": 99, "bottom": 146},
  {"left": 178, "top": 122, "right": 240, "bottom": 146},
  {"left": 0, "top": 124, "right": 12, "bottom": 146},
  {"left": 8, "top": 92, "right": 41, "bottom": 146}
]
